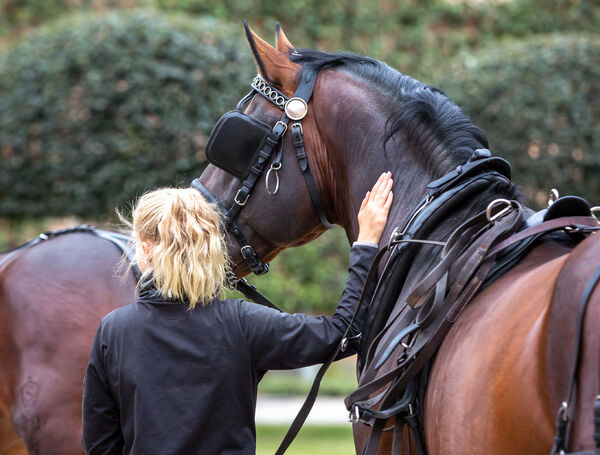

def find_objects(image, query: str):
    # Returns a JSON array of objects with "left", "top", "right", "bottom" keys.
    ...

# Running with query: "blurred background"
[{"left": 0, "top": 1, "right": 598, "bottom": 452}]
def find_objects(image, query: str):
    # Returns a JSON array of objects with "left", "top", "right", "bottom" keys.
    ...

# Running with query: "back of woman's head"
[{"left": 130, "top": 187, "right": 228, "bottom": 309}]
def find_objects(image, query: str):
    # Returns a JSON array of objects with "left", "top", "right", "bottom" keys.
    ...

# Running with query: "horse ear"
[
  {"left": 243, "top": 20, "right": 300, "bottom": 94},
  {"left": 275, "top": 22, "right": 294, "bottom": 53}
]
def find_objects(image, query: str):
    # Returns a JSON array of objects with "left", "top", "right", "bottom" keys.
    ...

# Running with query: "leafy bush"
[
  {"left": 230, "top": 227, "right": 351, "bottom": 314},
  {"left": 4, "top": 0, "right": 598, "bottom": 80},
  {"left": 0, "top": 11, "right": 254, "bottom": 218},
  {"left": 0, "top": 0, "right": 149, "bottom": 36},
  {"left": 151, "top": 0, "right": 600, "bottom": 79},
  {"left": 434, "top": 34, "right": 600, "bottom": 206}
]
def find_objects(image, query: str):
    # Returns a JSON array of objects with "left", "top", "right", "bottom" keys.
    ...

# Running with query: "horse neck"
[
  {"left": 312, "top": 83, "right": 435, "bottom": 244},
  {"left": 313, "top": 72, "right": 497, "bottom": 247}
]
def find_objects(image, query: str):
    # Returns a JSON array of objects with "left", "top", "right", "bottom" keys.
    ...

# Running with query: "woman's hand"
[{"left": 356, "top": 172, "right": 393, "bottom": 245}]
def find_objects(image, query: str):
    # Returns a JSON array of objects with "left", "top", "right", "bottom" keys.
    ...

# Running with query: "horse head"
[
  {"left": 199, "top": 23, "right": 338, "bottom": 277},
  {"left": 199, "top": 23, "right": 499, "bottom": 281}
]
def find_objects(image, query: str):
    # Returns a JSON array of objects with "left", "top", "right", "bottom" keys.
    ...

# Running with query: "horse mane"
[{"left": 290, "top": 49, "right": 522, "bottom": 204}]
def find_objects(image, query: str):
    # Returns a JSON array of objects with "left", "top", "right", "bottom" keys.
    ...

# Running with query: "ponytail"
[{"left": 129, "top": 188, "right": 229, "bottom": 309}]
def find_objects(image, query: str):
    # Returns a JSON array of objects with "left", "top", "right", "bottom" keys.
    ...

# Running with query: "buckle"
[
  {"left": 234, "top": 188, "right": 250, "bottom": 206},
  {"left": 486, "top": 198, "right": 513, "bottom": 223},
  {"left": 274, "top": 121, "right": 288, "bottom": 136},
  {"left": 341, "top": 332, "right": 362, "bottom": 352},
  {"left": 559, "top": 401, "right": 568, "bottom": 422},
  {"left": 348, "top": 405, "right": 360, "bottom": 423}
]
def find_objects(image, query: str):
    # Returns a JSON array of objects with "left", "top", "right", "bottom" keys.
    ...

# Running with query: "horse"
[
  {"left": 198, "top": 23, "right": 600, "bottom": 454},
  {"left": 1, "top": 23, "right": 597, "bottom": 455},
  {"left": 0, "top": 228, "right": 136, "bottom": 454}
]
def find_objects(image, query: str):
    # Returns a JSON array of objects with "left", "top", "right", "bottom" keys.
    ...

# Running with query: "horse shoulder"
[{"left": 425, "top": 240, "right": 572, "bottom": 455}]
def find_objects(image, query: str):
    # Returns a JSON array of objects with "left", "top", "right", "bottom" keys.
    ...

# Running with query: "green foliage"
[
  {"left": 0, "top": 11, "right": 254, "bottom": 218},
  {"left": 435, "top": 34, "right": 600, "bottom": 206},
  {"left": 151, "top": 0, "right": 600, "bottom": 79},
  {"left": 0, "top": 0, "right": 149, "bottom": 36},
  {"left": 242, "top": 227, "right": 351, "bottom": 314}
]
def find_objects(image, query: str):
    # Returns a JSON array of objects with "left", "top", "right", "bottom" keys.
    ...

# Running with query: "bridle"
[{"left": 192, "top": 65, "right": 334, "bottom": 277}]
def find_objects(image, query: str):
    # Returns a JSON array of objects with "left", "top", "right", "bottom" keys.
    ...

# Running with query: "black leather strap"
[
  {"left": 273, "top": 245, "right": 388, "bottom": 455},
  {"left": 291, "top": 123, "right": 335, "bottom": 229},
  {"left": 235, "top": 278, "right": 283, "bottom": 312}
]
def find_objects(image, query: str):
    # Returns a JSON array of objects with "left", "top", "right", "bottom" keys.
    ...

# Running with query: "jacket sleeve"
[
  {"left": 81, "top": 322, "right": 124, "bottom": 455},
  {"left": 239, "top": 244, "right": 377, "bottom": 371}
]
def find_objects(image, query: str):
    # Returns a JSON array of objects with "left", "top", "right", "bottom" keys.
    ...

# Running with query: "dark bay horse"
[
  {"left": 1, "top": 23, "right": 598, "bottom": 455},
  {"left": 0, "top": 231, "right": 136, "bottom": 454},
  {"left": 199, "top": 25, "right": 600, "bottom": 454}
]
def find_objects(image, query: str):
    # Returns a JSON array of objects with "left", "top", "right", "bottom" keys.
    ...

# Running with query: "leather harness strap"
[{"left": 551, "top": 263, "right": 600, "bottom": 455}]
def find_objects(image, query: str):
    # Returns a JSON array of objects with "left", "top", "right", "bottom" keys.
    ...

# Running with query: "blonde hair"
[{"left": 127, "top": 187, "right": 229, "bottom": 309}]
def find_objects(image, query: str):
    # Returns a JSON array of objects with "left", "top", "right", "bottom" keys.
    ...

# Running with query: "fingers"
[
  {"left": 370, "top": 173, "right": 386, "bottom": 198},
  {"left": 360, "top": 191, "right": 370, "bottom": 211},
  {"left": 384, "top": 191, "right": 393, "bottom": 210},
  {"left": 373, "top": 173, "right": 393, "bottom": 206}
]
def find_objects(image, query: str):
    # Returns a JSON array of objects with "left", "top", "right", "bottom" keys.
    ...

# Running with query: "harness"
[
  {"left": 344, "top": 176, "right": 600, "bottom": 454},
  {"left": 194, "top": 68, "right": 600, "bottom": 454},
  {"left": 0, "top": 225, "right": 141, "bottom": 279},
  {"left": 193, "top": 67, "right": 334, "bottom": 278}
]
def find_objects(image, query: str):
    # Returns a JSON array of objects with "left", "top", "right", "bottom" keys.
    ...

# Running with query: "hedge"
[
  {"left": 3, "top": 0, "right": 599, "bottom": 80},
  {"left": 0, "top": 11, "right": 254, "bottom": 219},
  {"left": 434, "top": 34, "right": 600, "bottom": 207}
]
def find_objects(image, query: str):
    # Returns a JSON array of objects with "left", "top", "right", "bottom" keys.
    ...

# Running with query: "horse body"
[
  {"left": 204, "top": 25, "right": 600, "bottom": 454},
  {"left": 0, "top": 233, "right": 136, "bottom": 454}
]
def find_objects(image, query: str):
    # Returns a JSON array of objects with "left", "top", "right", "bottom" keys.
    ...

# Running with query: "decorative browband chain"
[{"left": 251, "top": 75, "right": 289, "bottom": 109}]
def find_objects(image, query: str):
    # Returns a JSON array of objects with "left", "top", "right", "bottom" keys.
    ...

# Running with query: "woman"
[{"left": 82, "top": 172, "right": 393, "bottom": 454}]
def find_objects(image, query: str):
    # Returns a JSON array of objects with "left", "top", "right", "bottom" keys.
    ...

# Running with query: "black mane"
[{"left": 290, "top": 49, "right": 489, "bottom": 176}]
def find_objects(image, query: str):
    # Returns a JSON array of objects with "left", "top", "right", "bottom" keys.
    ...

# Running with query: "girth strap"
[{"left": 551, "top": 262, "right": 600, "bottom": 455}]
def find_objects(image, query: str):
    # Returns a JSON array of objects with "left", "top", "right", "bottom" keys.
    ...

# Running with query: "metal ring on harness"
[
  {"left": 349, "top": 405, "right": 360, "bottom": 423},
  {"left": 265, "top": 163, "right": 281, "bottom": 195},
  {"left": 548, "top": 188, "right": 560, "bottom": 207},
  {"left": 592, "top": 206, "right": 600, "bottom": 220},
  {"left": 486, "top": 198, "right": 513, "bottom": 223}
]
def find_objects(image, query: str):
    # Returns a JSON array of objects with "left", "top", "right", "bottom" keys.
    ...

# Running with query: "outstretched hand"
[{"left": 356, "top": 172, "right": 393, "bottom": 245}]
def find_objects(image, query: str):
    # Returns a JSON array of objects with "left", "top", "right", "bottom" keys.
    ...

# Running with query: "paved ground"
[{"left": 256, "top": 395, "right": 350, "bottom": 425}]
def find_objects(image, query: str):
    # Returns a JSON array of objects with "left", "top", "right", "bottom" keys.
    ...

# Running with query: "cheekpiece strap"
[{"left": 251, "top": 75, "right": 289, "bottom": 109}]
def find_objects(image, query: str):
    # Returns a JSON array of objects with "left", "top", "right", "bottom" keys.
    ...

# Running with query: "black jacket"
[{"left": 82, "top": 244, "right": 376, "bottom": 455}]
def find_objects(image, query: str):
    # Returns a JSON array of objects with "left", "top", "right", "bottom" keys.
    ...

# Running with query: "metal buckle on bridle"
[
  {"left": 486, "top": 198, "right": 513, "bottom": 223},
  {"left": 274, "top": 120, "right": 288, "bottom": 136},
  {"left": 559, "top": 401, "right": 569, "bottom": 422},
  {"left": 234, "top": 189, "right": 250, "bottom": 206},
  {"left": 349, "top": 405, "right": 361, "bottom": 423}
]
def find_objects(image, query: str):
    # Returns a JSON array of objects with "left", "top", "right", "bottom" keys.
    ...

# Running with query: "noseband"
[{"left": 192, "top": 66, "right": 334, "bottom": 276}]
